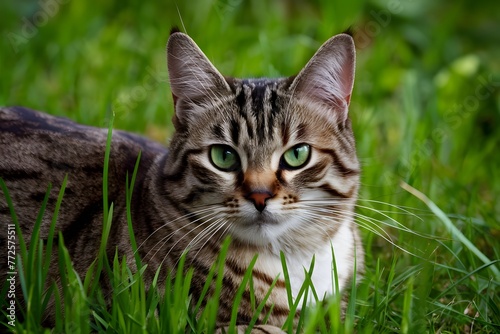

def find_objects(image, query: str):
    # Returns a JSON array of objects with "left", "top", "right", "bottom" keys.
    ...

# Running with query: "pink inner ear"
[
  {"left": 345, "top": 94, "right": 351, "bottom": 106},
  {"left": 290, "top": 34, "right": 355, "bottom": 121},
  {"left": 306, "top": 75, "right": 350, "bottom": 110}
]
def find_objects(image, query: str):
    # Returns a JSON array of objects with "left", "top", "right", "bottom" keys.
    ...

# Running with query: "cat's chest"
[
  {"left": 252, "top": 251, "right": 335, "bottom": 305},
  {"left": 252, "top": 223, "right": 356, "bottom": 303}
]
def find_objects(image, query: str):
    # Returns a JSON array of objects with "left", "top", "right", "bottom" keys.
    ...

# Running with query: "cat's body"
[{"left": 1, "top": 31, "right": 363, "bottom": 332}]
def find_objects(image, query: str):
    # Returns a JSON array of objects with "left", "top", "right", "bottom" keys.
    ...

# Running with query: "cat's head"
[{"left": 165, "top": 31, "right": 359, "bottom": 252}]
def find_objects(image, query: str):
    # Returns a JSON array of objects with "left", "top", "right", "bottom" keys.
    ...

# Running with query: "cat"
[{"left": 0, "top": 29, "right": 363, "bottom": 333}]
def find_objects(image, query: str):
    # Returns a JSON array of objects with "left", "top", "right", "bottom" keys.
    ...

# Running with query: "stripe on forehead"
[
  {"left": 236, "top": 79, "right": 280, "bottom": 142},
  {"left": 235, "top": 82, "right": 253, "bottom": 140}
]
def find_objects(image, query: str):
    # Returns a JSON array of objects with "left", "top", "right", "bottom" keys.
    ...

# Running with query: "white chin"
[
  {"left": 228, "top": 214, "right": 299, "bottom": 247},
  {"left": 230, "top": 225, "right": 277, "bottom": 246}
]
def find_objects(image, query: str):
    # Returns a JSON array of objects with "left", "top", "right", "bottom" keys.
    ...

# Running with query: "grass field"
[{"left": 1, "top": 0, "right": 499, "bottom": 333}]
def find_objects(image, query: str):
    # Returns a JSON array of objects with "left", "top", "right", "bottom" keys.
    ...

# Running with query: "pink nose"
[{"left": 246, "top": 191, "right": 273, "bottom": 212}]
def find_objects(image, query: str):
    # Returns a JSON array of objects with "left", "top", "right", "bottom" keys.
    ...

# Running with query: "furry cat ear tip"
[
  {"left": 333, "top": 32, "right": 355, "bottom": 44},
  {"left": 342, "top": 26, "right": 355, "bottom": 37},
  {"left": 327, "top": 33, "right": 356, "bottom": 51},
  {"left": 170, "top": 26, "right": 182, "bottom": 35}
]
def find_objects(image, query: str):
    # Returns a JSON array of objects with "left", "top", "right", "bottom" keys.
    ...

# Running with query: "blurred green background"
[{"left": 1, "top": 0, "right": 499, "bottom": 332}]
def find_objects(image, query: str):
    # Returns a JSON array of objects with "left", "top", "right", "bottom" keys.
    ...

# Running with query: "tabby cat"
[{"left": 0, "top": 29, "right": 363, "bottom": 332}]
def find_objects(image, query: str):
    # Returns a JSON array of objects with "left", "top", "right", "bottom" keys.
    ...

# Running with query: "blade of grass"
[
  {"left": 210, "top": 238, "right": 231, "bottom": 332},
  {"left": 42, "top": 174, "right": 68, "bottom": 280},
  {"left": 126, "top": 151, "right": 143, "bottom": 268},
  {"left": 23, "top": 184, "right": 51, "bottom": 327},
  {"left": 90, "top": 117, "right": 115, "bottom": 295},
  {"left": 229, "top": 254, "right": 258, "bottom": 331},
  {"left": 434, "top": 260, "right": 500, "bottom": 300},
  {"left": 298, "top": 256, "right": 319, "bottom": 334},
  {"left": 279, "top": 251, "right": 295, "bottom": 333},
  {"left": 400, "top": 276, "right": 414, "bottom": 334},
  {"left": 27, "top": 183, "right": 51, "bottom": 281},
  {"left": 92, "top": 203, "right": 114, "bottom": 295},
  {"left": 401, "top": 182, "right": 500, "bottom": 279},
  {"left": 103, "top": 113, "right": 114, "bottom": 226},
  {"left": 57, "top": 232, "right": 90, "bottom": 333},
  {"left": 344, "top": 248, "right": 360, "bottom": 332},
  {"left": 0, "top": 178, "right": 26, "bottom": 261},
  {"left": 329, "top": 245, "right": 342, "bottom": 333},
  {"left": 246, "top": 275, "right": 280, "bottom": 333}
]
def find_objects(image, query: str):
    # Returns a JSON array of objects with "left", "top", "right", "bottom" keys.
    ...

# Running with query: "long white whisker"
[
  {"left": 304, "top": 208, "right": 392, "bottom": 243},
  {"left": 145, "top": 209, "right": 220, "bottom": 261},
  {"left": 135, "top": 206, "right": 218, "bottom": 254},
  {"left": 188, "top": 219, "right": 230, "bottom": 266},
  {"left": 356, "top": 198, "right": 425, "bottom": 221},
  {"left": 300, "top": 199, "right": 438, "bottom": 239},
  {"left": 301, "top": 205, "right": 427, "bottom": 258}
]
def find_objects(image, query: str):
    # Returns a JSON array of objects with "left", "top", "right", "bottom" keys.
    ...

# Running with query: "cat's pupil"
[{"left": 222, "top": 149, "right": 231, "bottom": 161}]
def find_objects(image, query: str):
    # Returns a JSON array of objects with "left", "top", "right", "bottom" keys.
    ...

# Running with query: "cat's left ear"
[
  {"left": 290, "top": 34, "right": 355, "bottom": 122},
  {"left": 167, "top": 31, "right": 232, "bottom": 107}
]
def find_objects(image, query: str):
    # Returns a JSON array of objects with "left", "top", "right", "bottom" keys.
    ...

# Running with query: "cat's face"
[{"left": 165, "top": 32, "right": 359, "bottom": 251}]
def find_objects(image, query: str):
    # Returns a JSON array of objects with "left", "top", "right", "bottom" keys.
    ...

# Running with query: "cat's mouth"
[
  {"left": 228, "top": 216, "right": 282, "bottom": 246},
  {"left": 238, "top": 211, "right": 281, "bottom": 227}
]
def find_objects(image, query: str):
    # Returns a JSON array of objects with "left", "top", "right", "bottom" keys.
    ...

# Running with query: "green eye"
[
  {"left": 210, "top": 145, "right": 240, "bottom": 171},
  {"left": 282, "top": 144, "right": 311, "bottom": 169}
]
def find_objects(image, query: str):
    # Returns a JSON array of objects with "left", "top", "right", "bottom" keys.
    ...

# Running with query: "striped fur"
[{"left": 0, "top": 32, "right": 363, "bottom": 332}]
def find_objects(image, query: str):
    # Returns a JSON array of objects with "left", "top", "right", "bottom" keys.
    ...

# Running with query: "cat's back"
[
  {"left": 0, "top": 106, "right": 167, "bottom": 158},
  {"left": 0, "top": 106, "right": 167, "bottom": 237}
]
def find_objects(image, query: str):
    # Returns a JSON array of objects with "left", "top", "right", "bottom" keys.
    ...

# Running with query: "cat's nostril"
[{"left": 246, "top": 191, "right": 273, "bottom": 212}]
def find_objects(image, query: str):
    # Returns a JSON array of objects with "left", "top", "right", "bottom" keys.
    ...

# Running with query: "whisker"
[
  {"left": 303, "top": 208, "right": 392, "bottom": 243},
  {"left": 299, "top": 206, "right": 425, "bottom": 257},
  {"left": 159, "top": 216, "right": 223, "bottom": 277},
  {"left": 299, "top": 198, "right": 440, "bottom": 240},
  {"left": 187, "top": 219, "right": 230, "bottom": 266},
  {"left": 144, "top": 208, "right": 220, "bottom": 261},
  {"left": 357, "top": 198, "right": 425, "bottom": 220},
  {"left": 135, "top": 206, "right": 218, "bottom": 254}
]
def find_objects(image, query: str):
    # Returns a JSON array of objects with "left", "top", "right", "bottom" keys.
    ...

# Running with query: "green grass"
[{"left": 1, "top": 0, "right": 499, "bottom": 332}]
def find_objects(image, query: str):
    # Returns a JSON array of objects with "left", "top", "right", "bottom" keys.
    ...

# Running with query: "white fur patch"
[{"left": 254, "top": 219, "right": 356, "bottom": 304}]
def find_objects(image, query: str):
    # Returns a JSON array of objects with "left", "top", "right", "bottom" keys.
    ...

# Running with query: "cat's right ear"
[
  {"left": 289, "top": 34, "right": 356, "bottom": 124},
  {"left": 167, "top": 31, "right": 231, "bottom": 129}
]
